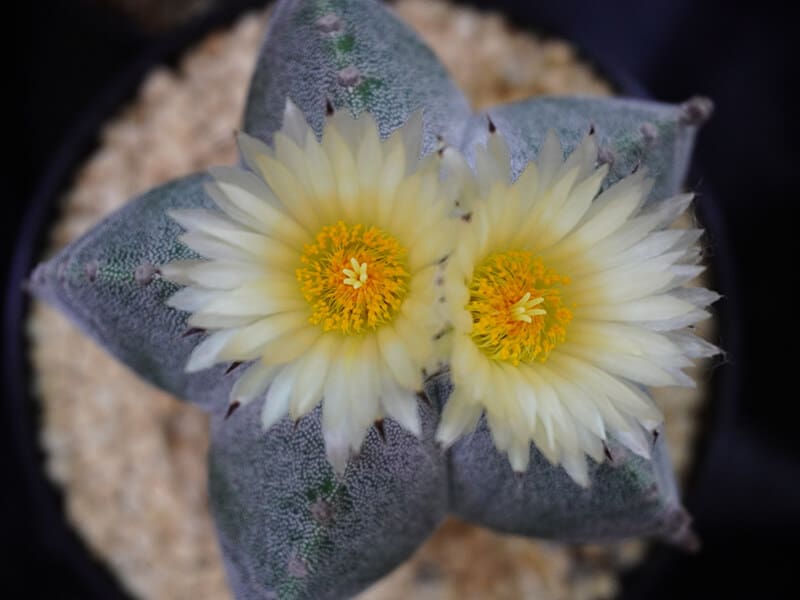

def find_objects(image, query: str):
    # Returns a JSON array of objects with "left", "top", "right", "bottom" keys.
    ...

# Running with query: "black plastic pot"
[{"left": 3, "top": 1, "right": 754, "bottom": 598}]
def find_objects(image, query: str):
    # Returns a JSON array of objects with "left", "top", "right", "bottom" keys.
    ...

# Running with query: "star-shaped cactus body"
[{"left": 30, "top": 1, "right": 713, "bottom": 598}]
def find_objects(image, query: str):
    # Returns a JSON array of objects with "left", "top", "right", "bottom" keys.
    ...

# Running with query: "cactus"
[{"left": 29, "top": 1, "right": 715, "bottom": 598}]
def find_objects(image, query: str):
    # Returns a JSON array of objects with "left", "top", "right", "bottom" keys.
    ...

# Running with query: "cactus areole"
[{"left": 29, "top": 1, "right": 718, "bottom": 598}]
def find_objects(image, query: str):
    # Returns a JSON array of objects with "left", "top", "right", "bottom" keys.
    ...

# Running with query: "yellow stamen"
[
  {"left": 297, "top": 221, "right": 409, "bottom": 334},
  {"left": 509, "top": 292, "right": 547, "bottom": 323},
  {"left": 467, "top": 250, "right": 573, "bottom": 365},
  {"left": 342, "top": 257, "right": 368, "bottom": 289}
]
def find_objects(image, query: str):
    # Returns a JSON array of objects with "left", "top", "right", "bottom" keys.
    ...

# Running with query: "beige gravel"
[{"left": 28, "top": 1, "right": 711, "bottom": 599}]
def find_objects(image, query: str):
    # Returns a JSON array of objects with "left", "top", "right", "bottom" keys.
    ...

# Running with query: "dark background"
[{"left": 3, "top": 0, "right": 796, "bottom": 598}]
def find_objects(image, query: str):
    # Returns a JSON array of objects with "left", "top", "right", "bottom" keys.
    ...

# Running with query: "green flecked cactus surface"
[
  {"left": 210, "top": 400, "right": 446, "bottom": 600},
  {"left": 463, "top": 96, "right": 707, "bottom": 203},
  {"left": 245, "top": 0, "right": 470, "bottom": 151},
  {"left": 29, "top": 0, "right": 712, "bottom": 598}
]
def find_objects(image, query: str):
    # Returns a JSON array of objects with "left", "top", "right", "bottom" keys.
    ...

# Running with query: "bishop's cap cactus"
[{"left": 29, "top": 0, "right": 718, "bottom": 598}]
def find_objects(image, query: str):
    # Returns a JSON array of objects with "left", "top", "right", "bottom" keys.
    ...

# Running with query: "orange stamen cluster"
[
  {"left": 467, "top": 250, "right": 573, "bottom": 364},
  {"left": 297, "top": 221, "right": 409, "bottom": 335}
]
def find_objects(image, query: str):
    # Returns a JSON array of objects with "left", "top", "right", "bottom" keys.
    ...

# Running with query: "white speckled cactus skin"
[{"left": 30, "top": 1, "right": 711, "bottom": 598}]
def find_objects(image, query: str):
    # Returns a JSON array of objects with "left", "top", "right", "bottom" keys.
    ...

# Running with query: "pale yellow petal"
[
  {"left": 220, "top": 311, "right": 308, "bottom": 360},
  {"left": 261, "top": 362, "right": 298, "bottom": 429},
  {"left": 322, "top": 125, "right": 359, "bottom": 221},
  {"left": 230, "top": 362, "right": 281, "bottom": 406},
  {"left": 436, "top": 389, "right": 483, "bottom": 447},
  {"left": 288, "top": 335, "right": 337, "bottom": 419},
  {"left": 380, "top": 375, "right": 421, "bottom": 436},
  {"left": 186, "top": 329, "right": 239, "bottom": 372},
  {"left": 259, "top": 326, "right": 321, "bottom": 366}
]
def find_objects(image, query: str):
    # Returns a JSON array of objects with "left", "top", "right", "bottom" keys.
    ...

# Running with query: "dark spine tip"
[
  {"left": 588, "top": 123, "right": 596, "bottom": 136},
  {"left": 225, "top": 401, "right": 241, "bottom": 420},
  {"left": 461, "top": 212, "right": 473, "bottom": 222},
  {"left": 325, "top": 97, "right": 335, "bottom": 116},
  {"left": 181, "top": 327, "right": 205, "bottom": 338},
  {"left": 630, "top": 160, "right": 641, "bottom": 174},
  {"left": 417, "top": 391, "right": 432, "bottom": 407},
  {"left": 487, "top": 115, "right": 497, "bottom": 133},
  {"left": 603, "top": 441, "right": 613, "bottom": 463},
  {"left": 434, "top": 323, "right": 453, "bottom": 337},
  {"left": 373, "top": 419, "right": 386, "bottom": 442},
  {"left": 225, "top": 361, "right": 243, "bottom": 374},
  {"left": 435, "top": 134, "right": 447, "bottom": 157}
]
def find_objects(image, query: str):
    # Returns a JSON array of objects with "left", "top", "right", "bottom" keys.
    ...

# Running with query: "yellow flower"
[
  {"left": 162, "top": 100, "right": 453, "bottom": 472},
  {"left": 437, "top": 130, "right": 719, "bottom": 486}
]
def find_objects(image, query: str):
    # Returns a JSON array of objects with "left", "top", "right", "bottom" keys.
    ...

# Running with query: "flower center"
[
  {"left": 467, "top": 250, "right": 573, "bottom": 365},
  {"left": 297, "top": 221, "right": 409, "bottom": 335}
]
